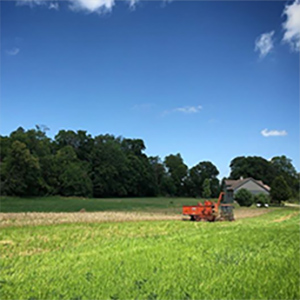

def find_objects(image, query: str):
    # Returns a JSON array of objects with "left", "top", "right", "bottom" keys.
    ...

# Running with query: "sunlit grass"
[{"left": 1, "top": 208, "right": 299, "bottom": 300}]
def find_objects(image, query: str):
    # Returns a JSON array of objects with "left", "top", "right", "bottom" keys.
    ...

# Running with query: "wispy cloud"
[
  {"left": 261, "top": 129, "right": 287, "bottom": 137},
  {"left": 16, "top": 0, "right": 46, "bottom": 8},
  {"left": 163, "top": 105, "right": 202, "bottom": 116},
  {"left": 132, "top": 103, "right": 155, "bottom": 112},
  {"left": 174, "top": 105, "right": 202, "bottom": 114},
  {"left": 16, "top": 0, "right": 139, "bottom": 13},
  {"left": 49, "top": 2, "right": 59, "bottom": 10},
  {"left": 282, "top": 0, "right": 300, "bottom": 52},
  {"left": 255, "top": 31, "right": 275, "bottom": 58},
  {"left": 6, "top": 47, "right": 20, "bottom": 56},
  {"left": 17, "top": 0, "right": 60, "bottom": 10}
]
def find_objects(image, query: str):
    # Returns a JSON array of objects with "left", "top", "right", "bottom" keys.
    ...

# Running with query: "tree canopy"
[
  {"left": 0, "top": 127, "right": 297, "bottom": 199},
  {"left": 229, "top": 155, "right": 298, "bottom": 198}
]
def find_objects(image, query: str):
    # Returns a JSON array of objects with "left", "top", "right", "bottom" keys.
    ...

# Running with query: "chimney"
[{"left": 240, "top": 176, "right": 244, "bottom": 180}]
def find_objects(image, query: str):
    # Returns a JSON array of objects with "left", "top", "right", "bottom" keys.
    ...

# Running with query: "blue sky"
[{"left": 1, "top": 0, "right": 299, "bottom": 178}]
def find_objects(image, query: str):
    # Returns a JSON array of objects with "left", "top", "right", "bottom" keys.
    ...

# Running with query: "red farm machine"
[{"left": 182, "top": 192, "right": 234, "bottom": 222}]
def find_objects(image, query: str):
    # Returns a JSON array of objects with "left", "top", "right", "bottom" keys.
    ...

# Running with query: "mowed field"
[
  {"left": 0, "top": 196, "right": 203, "bottom": 214},
  {"left": 0, "top": 198, "right": 299, "bottom": 300}
]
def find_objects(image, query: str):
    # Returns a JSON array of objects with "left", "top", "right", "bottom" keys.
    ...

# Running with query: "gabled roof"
[{"left": 225, "top": 177, "right": 270, "bottom": 192}]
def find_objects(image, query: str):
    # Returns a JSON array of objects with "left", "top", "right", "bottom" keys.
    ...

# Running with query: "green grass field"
[
  {"left": 0, "top": 196, "right": 203, "bottom": 214},
  {"left": 1, "top": 207, "right": 299, "bottom": 300}
]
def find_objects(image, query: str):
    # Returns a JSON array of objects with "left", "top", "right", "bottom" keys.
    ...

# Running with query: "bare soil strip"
[
  {"left": 272, "top": 212, "right": 299, "bottom": 223},
  {"left": 0, "top": 212, "right": 179, "bottom": 228},
  {"left": 234, "top": 208, "right": 272, "bottom": 220},
  {"left": 0, "top": 209, "right": 272, "bottom": 228}
]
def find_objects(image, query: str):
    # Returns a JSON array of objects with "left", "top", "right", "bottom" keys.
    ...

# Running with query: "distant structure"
[{"left": 224, "top": 177, "right": 270, "bottom": 202}]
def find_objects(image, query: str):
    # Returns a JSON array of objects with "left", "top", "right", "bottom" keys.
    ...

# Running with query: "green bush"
[
  {"left": 234, "top": 188, "right": 254, "bottom": 207},
  {"left": 270, "top": 176, "right": 292, "bottom": 203},
  {"left": 254, "top": 193, "right": 270, "bottom": 206}
]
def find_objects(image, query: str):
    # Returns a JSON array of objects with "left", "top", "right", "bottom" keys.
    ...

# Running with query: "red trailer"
[{"left": 182, "top": 192, "right": 234, "bottom": 222}]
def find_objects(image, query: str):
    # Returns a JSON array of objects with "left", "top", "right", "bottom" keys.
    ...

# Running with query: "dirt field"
[{"left": 0, "top": 208, "right": 272, "bottom": 227}]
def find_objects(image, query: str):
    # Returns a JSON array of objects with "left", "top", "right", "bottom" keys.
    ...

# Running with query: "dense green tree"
[
  {"left": 210, "top": 178, "right": 220, "bottom": 198},
  {"left": 188, "top": 161, "right": 219, "bottom": 197},
  {"left": 124, "top": 154, "right": 156, "bottom": 197},
  {"left": 229, "top": 155, "right": 298, "bottom": 198},
  {"left": 91, "top": 135, "right": 128, "bottom": 197},
  {"left": 229, "top": 156, "right": 275, "bottom": 186},
  {"left": 10, "top": 126, "right": 52, "bottom": 158},
  {"left": 2, "top": 127, "right": 297, "bottom": 200},
  {"left": 271, "top": 156, "right": 298, "bottom": 198},
  {"left": 160, "top": 175, "right": 176, "bottom": 196},
  {"left": 121, "top": 138, "right": 145, "bottom": 156},
  {"left": 202, "top": 178, "right": 211, "bottom": 198},
  {"left": 164, "top": 154, "right": 188, "bottom": 196},
  {"left": 59, "top": 162, "right": 93, "bottom": 197},
  {"left": 55, "top": 130, "right": 94, "bottom": 162},
  {"left": 56, "top": 146, "right": 93, "bottom": 197},
  {"left": 234, "top": 189, "right": 254, "bottom": 207},
  {"left": 271, "top": 156, "right": 297, "bottom": 177},
  {"left": 270, "top": 176, "right": 292, "bottom": 203},
  {"left": 1, "top": 141, "right": 44, "bottom": 196},
  {"left": 149, "top": 156, "right": 166, "bottom": 195},
  {"left": 0, "top": 136, "right": 11, "bottom": 162}
]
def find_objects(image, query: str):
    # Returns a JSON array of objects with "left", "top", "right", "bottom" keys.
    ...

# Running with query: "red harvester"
[{"left": 182, "top": 192, "right": 234, "bottom": 222}]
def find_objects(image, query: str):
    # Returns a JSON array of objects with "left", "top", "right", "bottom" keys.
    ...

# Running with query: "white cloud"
[
  {"left": 282, "top": 0, "right": 300, "bottom": 52},
  {"left": 49, "top": 2, "right": 59, "bottom": 10},
  {"left": 68, "top": 0, "right": 115, "bottom": 13},
  {"left": 261, "top": 129, "right": 288, "bottom": 137},
  {"left": 254, "top": 31, "right": 275, "bottom": 58},
  {"left": 6, "top": 47, "right": 20, "bottom": 56},
  {"left": 174, "top": 105, "right": 202, "bottom": 114},
  {"left": 163, "top": 105, "right": 202, "bottom": 116},
  {"left": 16, "top": 0, "right": 139, "bottom": 13}
]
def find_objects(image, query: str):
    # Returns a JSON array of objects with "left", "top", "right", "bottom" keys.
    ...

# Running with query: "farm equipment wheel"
[
  {"left": 195, "top": 215, "right": 202, "bottom": 222},
  {"left": 190, "top": 215, "right": 196, "bottom": 221},
  {"left": 207, "top": 215, "right": 216, "bottom": 222}
]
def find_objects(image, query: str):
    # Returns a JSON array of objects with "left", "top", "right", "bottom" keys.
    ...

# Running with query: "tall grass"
[
  {"left": 0, "top": 196, "right": 202, "bottom": 213},
  {"left": 1, "top": 208, "right": 299, "bottom": 300}
]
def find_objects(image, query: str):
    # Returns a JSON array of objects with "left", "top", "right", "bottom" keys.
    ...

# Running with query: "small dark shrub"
[
  {"left": 234, "top": 189, "right": 254, "bottom": 207},
  {"left": 254, "top": 193, "right": 270, "bottom": 206}
]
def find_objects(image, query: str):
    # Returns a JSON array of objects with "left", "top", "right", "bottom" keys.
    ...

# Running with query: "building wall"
[{"left": 234, "top": 180, "right": 269, "bottom": 195}]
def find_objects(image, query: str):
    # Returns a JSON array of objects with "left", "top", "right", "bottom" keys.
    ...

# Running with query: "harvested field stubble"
[
  {"left": 1, "top": 208, "right": 299, "bottom": 300},
  {"left": 0, "top": 208, "right": 271, "bottom": 227},
  {"left": 0, "top": 212, "right": 179, "bottom": 227}
]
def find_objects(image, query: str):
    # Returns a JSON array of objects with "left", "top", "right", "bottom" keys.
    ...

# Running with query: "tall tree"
[
  {"left": 56, "top": 146, "right": 93, "bottom": 197},
  {"left": 229, "top": 156, "right": 275, "bottom": 185},
  {"left": 270, "top": 176, "right": 292, "bottom": 203},
  {"left": 271, "top": 156, "right": 298, "bottom": 197},
  {"left": 202, "top": 178, "right": 212, "bottom": 198},
  {"left": 148, "top": 156, "right": 166, "bottom": 195},
  {"left": 271, "top": 156, "right": 297, "bottom": 177},
  {"left": 210, "top": 178, "right": 221, "bottom": 198},
  {"left": 188, "top": 161, "right": 219, "bottom": 197},
  {"left": 164, "top": 154, "right": 188, "bottom": 196},
  {"left": 1, "top": 141, "right": 44, "bottom": 196},
  {"left": 55, "top": 130, "right": 94, "bottom": 162},
  {"left": 91, "top": 135, "right": 128, "bottom": 197}
]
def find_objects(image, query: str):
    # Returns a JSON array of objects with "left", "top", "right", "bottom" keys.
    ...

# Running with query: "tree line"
[{"left": 0, "top": 127, "right": 298, "bottom": 199}]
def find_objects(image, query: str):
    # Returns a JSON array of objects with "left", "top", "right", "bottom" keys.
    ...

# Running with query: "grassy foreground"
[
  {"left": 1, "top": 208, "right": 299, "bottom": 300},
  {"left": 0, "top": 196, "right": 203, "bottom": 214}
]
